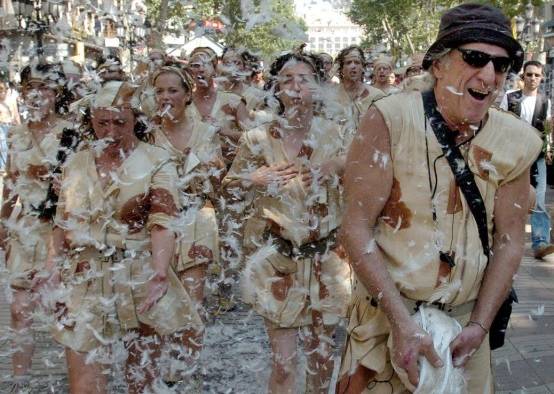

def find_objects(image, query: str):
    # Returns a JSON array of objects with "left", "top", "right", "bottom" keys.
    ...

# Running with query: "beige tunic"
[
  {"left": 240, "top": 85, "right": 273, "bottom": 129},
  {"left": 52, "top": 142, "right": 203, "bottom": 353},
  {"left": 224, "top": 117, "right": 351, "bottom": 327},
  {"left": 340, "top": 92, "right": 542, "bottom": 392},
  {"left": 187, "top": 90, "right": 244, "bottom": 163},
  {"left": 325, "top": 84, "right": 385, "bottom": 150},
  {"left": 241, "top": 85, "right": 265, "bottom": 112},
  {"left": 153, "top": 120, "right": 221, "bottom": 272},
  {"left": 4, "top": 119, "right": 72, "bottom": 289}
]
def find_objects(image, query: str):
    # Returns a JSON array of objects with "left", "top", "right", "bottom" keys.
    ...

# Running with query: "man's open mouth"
[{"left": 468, "top": 88, "right": 489, "bottom": 101}]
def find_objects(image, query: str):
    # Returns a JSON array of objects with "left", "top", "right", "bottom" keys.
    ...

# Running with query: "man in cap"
[
  {"left": 500, "top": 60, "right": 554, "bottom": 260},
  {"left": 337, "top": 4, "right": 541, "bottom": 393}
]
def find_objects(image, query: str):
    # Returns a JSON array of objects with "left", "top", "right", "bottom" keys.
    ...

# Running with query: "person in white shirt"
[{"left": 500, "top": 60, "right": 554, "bottom": 259}]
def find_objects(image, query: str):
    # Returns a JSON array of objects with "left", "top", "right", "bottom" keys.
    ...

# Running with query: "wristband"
[{"left": 468, "top": 320, "right": 488, "bottom": 334}]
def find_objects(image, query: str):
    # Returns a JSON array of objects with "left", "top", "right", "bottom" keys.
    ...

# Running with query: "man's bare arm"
[
  {"left": 473, "top": 168, "right": 529, "bottom": 328},
  {"left": 451, "top": 168, "right": 530, "bottom": 366},
  {"left": 341, "top": 107, "right": 409, "bottom": 327},
  {"left": 342, "top": 106, "right": 442, "bottom": 386}
]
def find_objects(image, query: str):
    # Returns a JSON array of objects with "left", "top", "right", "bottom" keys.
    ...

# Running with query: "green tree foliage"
[
  {"left": 224, "top": 0, "right": 306, "bottom": 59},
  {"left": 144, "top": 0, "right": 306, "bottom": 59},
  {"left": 481, "top": 0, "right": 543, "bottom": 18},
  {"left": 348, "top": 0, "right": 543, "bottom": 60}
]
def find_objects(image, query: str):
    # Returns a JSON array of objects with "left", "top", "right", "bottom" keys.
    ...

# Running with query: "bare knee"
[
  {"left": 272, "top": 359, "right": 294, "bottom": 385},
  {"left": 10, "top": 301, "right": 32, "bottom": 326},
  {"left": 66, "top": 350, "right": 106, "bottom": 394}
]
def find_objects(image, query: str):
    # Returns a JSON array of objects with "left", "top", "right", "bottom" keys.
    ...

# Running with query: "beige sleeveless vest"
[{"left": 371, "top": 91, "right": 541, "bottom": 305}]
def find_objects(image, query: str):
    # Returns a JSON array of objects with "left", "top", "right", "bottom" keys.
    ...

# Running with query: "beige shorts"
[
  {"left": 52, "top": 247, "right": 204, "bottom": 353},
  {"left": 6, "top": 221, "right": 52, "bottom": 289},
  {"left": 340, "top": 289, "right": 493, "bottom": 393}
]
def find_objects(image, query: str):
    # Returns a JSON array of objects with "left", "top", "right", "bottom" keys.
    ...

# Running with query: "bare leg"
[
  {"left": 266, "top": 322, "right": 298, "bottom": 394},
  {"left": 125, "top": 326, "right": 162, "bottom": 394},
  {"left": 10, "top": 288, "right": 35, "bottom": 378},
  {"left": 302, "top": 325, "right": 336, "bottom": 394},
  {"left": 164, "top": 265, "right": 207, "bottom": 382},
  {"left": 65, "top": 348, "right": 107, "bottom": 394},
  {"left": 179, "top": 264, "right": 206, "bottom": 316}
]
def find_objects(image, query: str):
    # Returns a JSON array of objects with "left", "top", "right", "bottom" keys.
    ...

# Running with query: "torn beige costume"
[
  {"left": 187, "top": 90, "right": 244, "bottom": 163},
  {"left": 52, "top": 142, "right": 203, "bottom": 353},
  {"left": 327, "top": 84, "right": 384, "bottom": 150},
  {"left": 4, "top": 119, "right": 72, "bottom": 289},
  {"left": 340, "top": 92, "right": 542, "bottom": 393},
  {"left": 239, "top": 85, "right": 273, "bottom": 129},
  {"left": 224, "top": 117, "right": 351, "bottom": 327},
  {"left": 152, "top": 119, "right": 221, "bottom": 273},
  {"left": 241, "top": 85, "right": 265, "bottom": 112}
]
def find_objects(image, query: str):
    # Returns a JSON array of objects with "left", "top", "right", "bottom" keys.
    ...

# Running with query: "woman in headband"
[
  {"left": 223, "top": 49, "right": 351, "bottom": 393},
  {"left": 48, "top": 81, "right": 202, "bottom": 393}
]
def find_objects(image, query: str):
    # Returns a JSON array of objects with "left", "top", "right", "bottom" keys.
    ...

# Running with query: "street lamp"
[
  {"left": 117, "top": 12, "right": 147, "bottom": 76},
  {"left": 515, "top": 1, "right": 542, "bottom": 56},
  {"left": 11, "top": 0, "right": 67, "bottom": 56}
]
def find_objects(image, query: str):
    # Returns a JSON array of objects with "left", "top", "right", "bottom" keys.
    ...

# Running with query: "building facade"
[{"left": 295, "top": 0, "right": 363, "bottom": 56}]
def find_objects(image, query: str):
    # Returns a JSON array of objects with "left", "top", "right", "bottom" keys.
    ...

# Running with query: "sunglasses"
[{"left": 456, "top": 48, "right": 512, "bottom": 74}]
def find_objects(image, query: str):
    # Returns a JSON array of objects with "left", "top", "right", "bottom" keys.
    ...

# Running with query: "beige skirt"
[
  {"left": 52, "top": 247, "right": 204, "bottom": 353},
  {"left": 241, "top": 246, "right": 352, "bottom": 328},
  {"left": 174, "top": 203, "right": 219, "bottom": 273}
]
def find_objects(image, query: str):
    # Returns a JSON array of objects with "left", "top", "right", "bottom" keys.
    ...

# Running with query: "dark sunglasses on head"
[{"left": 456, "top": 48, "right": 512, "bottom": 73}]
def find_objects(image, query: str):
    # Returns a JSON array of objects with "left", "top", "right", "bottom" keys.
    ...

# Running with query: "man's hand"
[
  {"left": 391, "top": 322, "right": 444, "bottom": 387},
  {"left": 546, "top": 151, "right": 553, "bottom": 165},
  {"left": 450, "top": 323, "right": 487, "bottom": 368},
  {"left": 249, "top": 163, "right": 298, "bottom": 188}
]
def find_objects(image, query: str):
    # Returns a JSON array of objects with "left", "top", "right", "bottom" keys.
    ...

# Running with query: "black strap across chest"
[{"left": 421, "top": 90, "right": 490, "bottom": 260}]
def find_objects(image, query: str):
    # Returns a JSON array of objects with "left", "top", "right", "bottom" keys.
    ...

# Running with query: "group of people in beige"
[{"left": 0, "top": 3, "right": 545, "bottom": 394}]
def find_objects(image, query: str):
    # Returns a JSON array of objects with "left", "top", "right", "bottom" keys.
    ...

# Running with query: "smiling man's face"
[{"left": 433, "top": 42, "right": 510, "bottom": 126}]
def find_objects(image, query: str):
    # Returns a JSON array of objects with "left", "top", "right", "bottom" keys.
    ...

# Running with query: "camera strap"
[{"left": 421, "top": 90, "right": 490, "bottom": 260}]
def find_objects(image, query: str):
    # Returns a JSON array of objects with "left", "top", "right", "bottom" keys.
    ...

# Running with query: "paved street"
[{"left": 1, "top": 190, "right": 554, "bottom": 393}]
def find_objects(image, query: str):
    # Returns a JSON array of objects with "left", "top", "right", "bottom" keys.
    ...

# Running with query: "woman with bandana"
[
  {"left": 223, "top": 50, "right": 351, "bottom": 393},
  {"left": 48, "top": 81, "right": 202, "bottom": 393},
  {"left": 0, "top": 62, "right": 72, "bottom": 392}
]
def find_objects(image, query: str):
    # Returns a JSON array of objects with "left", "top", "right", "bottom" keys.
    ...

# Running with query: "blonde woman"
[{"left": 152, "top": 65, "right": 223, "bottom": 385}]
